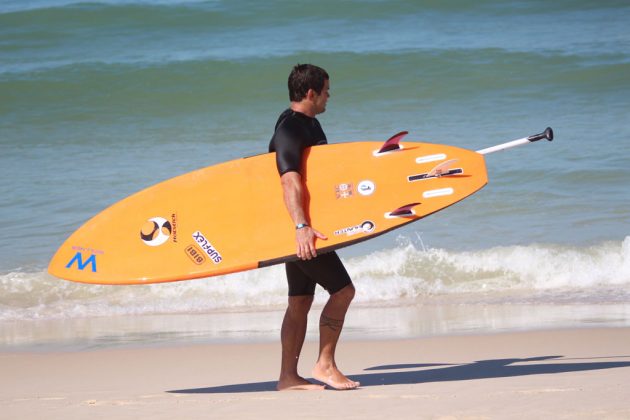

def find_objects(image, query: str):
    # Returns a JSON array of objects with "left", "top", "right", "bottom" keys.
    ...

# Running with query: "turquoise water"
[{"left": 1, "top": 1, "right": 630, "bottom": 337}]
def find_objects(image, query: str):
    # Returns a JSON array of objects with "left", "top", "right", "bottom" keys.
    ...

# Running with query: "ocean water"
[{"left": 1, "top": 0, "right": 630, "bottom": 349}]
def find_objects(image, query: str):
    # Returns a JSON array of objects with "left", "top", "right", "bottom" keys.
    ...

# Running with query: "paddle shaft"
[{"left": 476, "top": 127, "right": 553, "bottom": 155}]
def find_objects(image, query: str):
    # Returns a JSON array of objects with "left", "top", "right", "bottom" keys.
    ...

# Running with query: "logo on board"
[
  {"left": 140, "top": 214, "right": 178, "bottom": 246},
  {"left": 65, "top": 246, "right": 103, "bottom": 272},
  {"left": 335, "top": 182, "right": 354, "bottom": 199},
  {"left": 66, "top": 252, "right": 97, "bottom": 272},
  {"left": 334, "top": 220, "right": 375, "bottom": 237},
  {"left": 335, "top": 180, "right": 375, "bottom": 198},
  {"left": 185, "top": 244, "right": 206, "bottom": 265},
  {"left": 357, "top": 180, "right": 375, "bottom": 196},
  {"left": 192, "top": 231, "right": 223, "bottom": 264}
]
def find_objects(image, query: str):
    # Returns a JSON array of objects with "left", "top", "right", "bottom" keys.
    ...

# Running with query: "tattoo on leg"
[{"left": 320, "top": 314, "right": 344, "bottom": 332}]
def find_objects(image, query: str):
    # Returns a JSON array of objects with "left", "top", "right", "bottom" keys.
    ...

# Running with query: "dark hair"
[{"left": 288, "top": 64, "right": 329, "bottom": 102}]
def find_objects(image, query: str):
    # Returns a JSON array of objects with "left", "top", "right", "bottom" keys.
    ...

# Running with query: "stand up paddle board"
[{"left": 48, "top": 128, "right": 553, "bottom": 285}]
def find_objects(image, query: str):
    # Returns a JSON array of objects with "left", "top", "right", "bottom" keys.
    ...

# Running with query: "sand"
[{"left": 1, "top": 327, "right": 630, "bottom": 419}]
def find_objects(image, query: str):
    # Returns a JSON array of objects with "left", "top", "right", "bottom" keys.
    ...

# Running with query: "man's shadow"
[{"left": 167, "top": 355, "right": 630, "bottom": 394}]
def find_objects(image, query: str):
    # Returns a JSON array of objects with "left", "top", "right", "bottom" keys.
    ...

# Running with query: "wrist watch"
[{"left": 296, "top": 223, "right": 309, "bottom": 230}]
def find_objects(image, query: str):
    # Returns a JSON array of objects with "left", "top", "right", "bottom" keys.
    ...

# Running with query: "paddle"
[{"left": 476, "top": 127, "right": 553, "bottom": 155}]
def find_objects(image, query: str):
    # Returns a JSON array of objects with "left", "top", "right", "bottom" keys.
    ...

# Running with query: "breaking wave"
[{"left": 2, "top": 237, "right": 629, "bottom": 321}]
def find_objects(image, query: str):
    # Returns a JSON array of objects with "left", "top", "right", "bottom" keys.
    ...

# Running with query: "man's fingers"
[
  {"left": 304, "top": 243, "right": 315, "bottom": 260},
  {"left": 298, "top": 245, "right": 317, "bottom": 260},
  {"left": 296, "top": 227, "right": 325, "bottom": 260},
  {"left": 297, "top": 243, "right": 312, "bottom": 260},
  {"left": 314, "top": 229, "right": 328, "bottom": 240}
]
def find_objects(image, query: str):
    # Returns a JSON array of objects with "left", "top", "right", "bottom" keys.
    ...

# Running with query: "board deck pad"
[{"left": 48, "top": 139, "right": 488, "bottom": 285}]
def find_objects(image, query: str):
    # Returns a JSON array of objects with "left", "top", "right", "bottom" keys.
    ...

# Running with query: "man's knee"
[
  {"left": 287, "top": 295, "right": 314, "bottom": 314},
  {"left": 331, "top": 283, "right": 355, "bottom": 304}
]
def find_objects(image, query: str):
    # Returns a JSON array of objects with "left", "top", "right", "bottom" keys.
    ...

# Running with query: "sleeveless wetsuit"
[{"left": 269, "top": 109, "right": 352, "bottom": 296}]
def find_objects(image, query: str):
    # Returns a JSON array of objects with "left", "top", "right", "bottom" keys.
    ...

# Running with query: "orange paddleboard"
[{"left": 48, "top": 133, "right": 487, "bottom": 285}]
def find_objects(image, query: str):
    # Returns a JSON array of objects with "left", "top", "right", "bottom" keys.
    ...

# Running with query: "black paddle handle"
[{"left": 528, "top": 127, "right": 554, "bottom": 142}]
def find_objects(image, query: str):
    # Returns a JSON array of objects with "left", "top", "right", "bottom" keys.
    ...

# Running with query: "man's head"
[
  {"left": 288, "top": 64, "right": 330, "bottom": 115},
  {"left": 288, "top": 64, "right": 329, "bottom": 102}
]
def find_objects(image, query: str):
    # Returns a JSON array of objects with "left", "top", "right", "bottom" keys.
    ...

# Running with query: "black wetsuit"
[{"left": 269, "top": 109, "right": 352, "bottom": 296}]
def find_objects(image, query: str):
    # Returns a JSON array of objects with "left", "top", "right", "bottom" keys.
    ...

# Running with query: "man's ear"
[{"left": 305, "top": 88, "right": 316, "bottom": 100}]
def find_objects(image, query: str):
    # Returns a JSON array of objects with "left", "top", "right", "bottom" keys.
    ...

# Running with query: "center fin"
[{"left": 427, "top": 159, "right": 459, "bottom": 177}]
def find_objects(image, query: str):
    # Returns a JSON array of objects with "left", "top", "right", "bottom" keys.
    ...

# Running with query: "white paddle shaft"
[
  {"left": 476, "top": 127, "right": 554, "bottom": 155},
  {"left": 476, "top": 137, "right": 531, "bottom": 155}
]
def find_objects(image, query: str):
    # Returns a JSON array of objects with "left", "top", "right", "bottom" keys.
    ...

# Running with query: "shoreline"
[
  {"left": 2, "top": 301, "right": 630, "bottom": 353},
  {"left": 1, "top": 327, "right": 629, "bottom": 419}
]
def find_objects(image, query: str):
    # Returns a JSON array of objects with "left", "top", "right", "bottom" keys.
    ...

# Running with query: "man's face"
[{"left": 313, "top": 79, "right": 330, "bottom": 115}]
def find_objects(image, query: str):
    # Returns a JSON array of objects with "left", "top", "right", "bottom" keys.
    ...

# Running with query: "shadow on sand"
[{"left": 168, "top": 355, "right": 630, "bottom": 394}]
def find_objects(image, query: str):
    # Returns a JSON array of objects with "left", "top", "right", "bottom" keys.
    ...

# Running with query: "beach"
[{"left": 2, "top": 327, "right": 630, "bottom": 419}]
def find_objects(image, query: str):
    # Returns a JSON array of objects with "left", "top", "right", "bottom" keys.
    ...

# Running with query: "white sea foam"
[
  {"left": 348, "top": 236, "right": 630, "bottom": 305},
  {"left": 1, "top": 238, "right": 629, "bottom": 321}
]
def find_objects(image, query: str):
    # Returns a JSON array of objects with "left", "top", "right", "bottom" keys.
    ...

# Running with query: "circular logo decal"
[
  {"left": 140, "top": 217, "right": 172, "bottom": 247},
  {"left": 361, "top": 220, "right": 375, "bottom": 233},
  {"left": 357, "top": 180, "right": 375, "bottom": 196}
]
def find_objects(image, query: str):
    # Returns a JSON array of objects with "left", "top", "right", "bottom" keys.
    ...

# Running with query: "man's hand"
[{"left": 296, "top": 226, "right": 328, "bottom": 260}]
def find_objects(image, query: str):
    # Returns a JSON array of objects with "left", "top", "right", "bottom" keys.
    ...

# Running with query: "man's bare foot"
[
  {"left": 277, "top": 375, "right": 325, "bottom": 391},
  {"left": 311, "top": 364, "right": 360, "bottom": 390}
]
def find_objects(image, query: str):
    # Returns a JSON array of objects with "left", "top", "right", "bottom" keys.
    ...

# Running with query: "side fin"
[
  {"left": 427, "top": 159, "right": 459, "bottom": 177},
  {"left": 387, "top": 202, "right": 421, "bottom": 218},
  {"left": 376, "top": 131, "right": 409, "bottom": 154}
]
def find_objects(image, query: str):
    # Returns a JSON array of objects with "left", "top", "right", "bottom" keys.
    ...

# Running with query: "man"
[{"left": 269, "top": 64, "right": 360, "bottom": 391}]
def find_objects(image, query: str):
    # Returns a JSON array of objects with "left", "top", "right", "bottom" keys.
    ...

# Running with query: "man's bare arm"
[{"left": 280, "top": 171, "right": 327, "bottom": 260}]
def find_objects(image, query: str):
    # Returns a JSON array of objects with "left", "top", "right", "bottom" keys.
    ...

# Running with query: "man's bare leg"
[
  {"left": 311, "top": 284, "right": 360, "bottom": 390},
  {"left": 277, "top": 295, "right": 324, "bottom": 391}
]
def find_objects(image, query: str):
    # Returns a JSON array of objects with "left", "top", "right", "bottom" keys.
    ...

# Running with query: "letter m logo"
[{"left": 65, "top": 252, "right": 97, "bottom": 272}]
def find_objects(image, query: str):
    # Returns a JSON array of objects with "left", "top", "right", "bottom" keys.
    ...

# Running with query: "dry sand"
[{"left": 1, "top": 327, "right": 629, "bottom": 419}]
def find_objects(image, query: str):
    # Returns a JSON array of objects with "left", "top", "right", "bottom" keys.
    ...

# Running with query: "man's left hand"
[{"left": 296, "top": 226, "right": 328, "bottom": 260}]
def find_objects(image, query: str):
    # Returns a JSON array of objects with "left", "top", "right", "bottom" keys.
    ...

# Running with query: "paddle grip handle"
[{"left": 527, "top": 127, "right": 554, "bottom": 143}]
